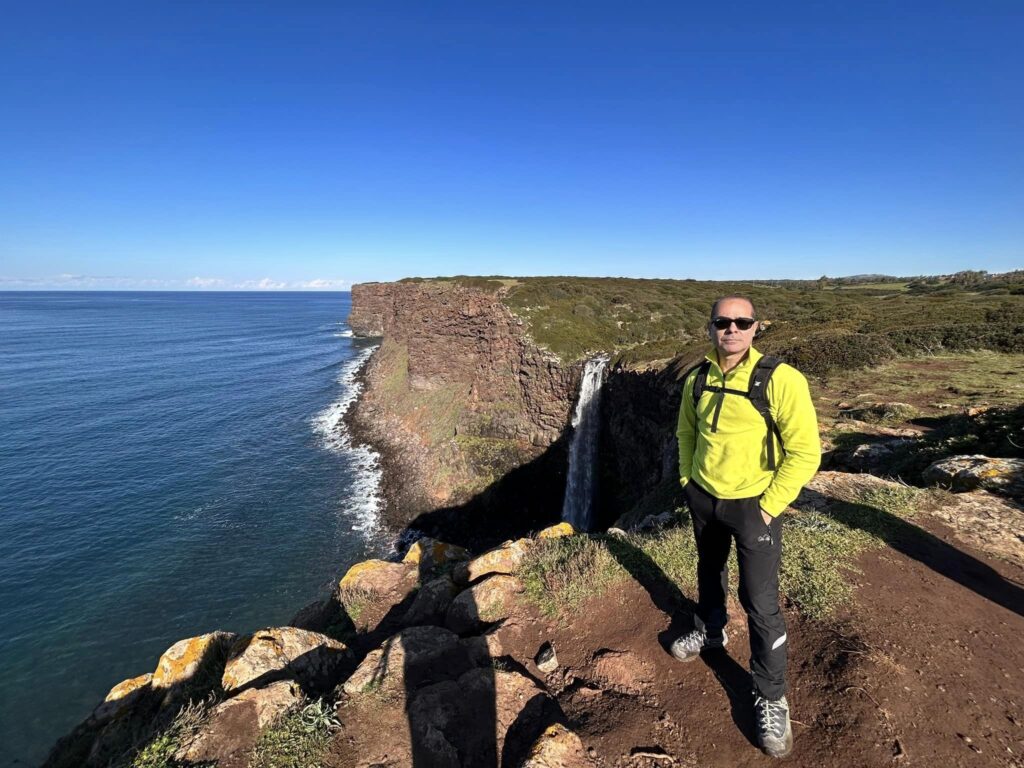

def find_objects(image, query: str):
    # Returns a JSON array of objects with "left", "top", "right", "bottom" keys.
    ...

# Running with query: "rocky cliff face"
[{"left": 347, "top": 281, "right": 583, "bottom": 547}]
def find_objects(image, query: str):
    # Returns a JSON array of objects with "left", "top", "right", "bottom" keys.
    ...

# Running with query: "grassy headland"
[{"left": 402, "top": 271, "right": 1024, "bottom": 370}]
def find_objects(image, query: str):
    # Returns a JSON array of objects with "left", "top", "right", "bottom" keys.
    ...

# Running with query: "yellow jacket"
[{"left": 677, "top": 346, "right": 820, "bottom": 516}]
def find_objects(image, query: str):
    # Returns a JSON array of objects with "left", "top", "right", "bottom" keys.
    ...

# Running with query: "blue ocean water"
[{"left": 0, "top": 291, "right": 385, "bottom": 766}]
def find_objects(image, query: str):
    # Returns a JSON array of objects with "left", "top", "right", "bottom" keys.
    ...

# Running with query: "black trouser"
[{"left": 684, "top": 479, "right": 788, "bottom": 700}]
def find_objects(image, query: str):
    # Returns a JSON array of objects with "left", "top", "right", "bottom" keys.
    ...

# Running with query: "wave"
[
  {"left": 311, "top": 345, "right": 384, "bottom": 538},
  {"left": 332, "top": 330, "right": 354, "bottom": 338}
]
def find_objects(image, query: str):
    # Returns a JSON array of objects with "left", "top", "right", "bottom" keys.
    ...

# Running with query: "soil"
[{"left": 340, "top": 511, "right": 1024, "bottom": 767}]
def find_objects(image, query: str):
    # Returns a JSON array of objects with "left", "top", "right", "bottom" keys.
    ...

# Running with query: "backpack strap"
[
  {"left": 689, "top": 360, "right": 712, "bottom": 411},
  {"left": 747, "top": 356, "right": 785, "bottom": 470}
]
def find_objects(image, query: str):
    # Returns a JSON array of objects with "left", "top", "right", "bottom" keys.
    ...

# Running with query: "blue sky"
[{"left": 1, "top": 1, "right": 1021, "bottom": 289}]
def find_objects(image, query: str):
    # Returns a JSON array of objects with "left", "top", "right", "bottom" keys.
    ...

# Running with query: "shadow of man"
[
  {"left": 603, "top": 531, "right": 760, "bottom": 747},
  {"left": 404, "top": 556, "right": 499, "bottom": 767},
  {"left": 799, "top": 488, "right": 1024, "bottom": 618}
]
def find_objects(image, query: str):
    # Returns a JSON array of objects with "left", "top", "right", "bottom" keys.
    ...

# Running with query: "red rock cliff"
[{"left": 347, "top": 281, "right": 580, "bottom": 540}]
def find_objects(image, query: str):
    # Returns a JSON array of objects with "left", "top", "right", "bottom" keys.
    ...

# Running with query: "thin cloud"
[{"left": 187, "top": 276, "right": 228, "bottom": 288}]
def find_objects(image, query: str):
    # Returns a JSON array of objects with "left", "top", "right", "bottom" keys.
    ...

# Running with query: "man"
[{"left": 672, "top": 295, "right": 820, "bottom": 758}]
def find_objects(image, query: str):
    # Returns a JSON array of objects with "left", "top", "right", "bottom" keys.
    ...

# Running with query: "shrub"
[{"left": 775, "top": 332, "right": 894, "bottom": 377}]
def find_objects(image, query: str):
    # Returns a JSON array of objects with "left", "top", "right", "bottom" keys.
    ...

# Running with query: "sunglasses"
[{"left": 710, "top": 316, "right": 757, "bottom": 331}]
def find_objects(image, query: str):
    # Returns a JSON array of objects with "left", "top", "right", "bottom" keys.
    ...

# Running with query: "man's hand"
[{"left": 760, "top": 509, "right": 773, "bottom": 526}]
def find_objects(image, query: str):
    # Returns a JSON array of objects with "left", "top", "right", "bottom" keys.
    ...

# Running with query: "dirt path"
[{"left": 493, "top": 514, "right": 1024, "bottom": 767}]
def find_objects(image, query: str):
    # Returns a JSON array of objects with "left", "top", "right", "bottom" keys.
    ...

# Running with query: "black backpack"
[{"left": 687, "top": 356, "right": 785, "bottom": 470}]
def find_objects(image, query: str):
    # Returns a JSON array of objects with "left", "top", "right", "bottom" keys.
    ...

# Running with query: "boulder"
[
  {"left": 342, "top": 625, "right": 476, "bottom": 699},
  {"left": 179, "top": 680, "right": 301, "bottom": 764},
  {"left": 90, "top": 673, "right": 152, "bottom": 725},
  {"left": 454, "top": 538, "right": 535, "bottom": 585},
  {"left": 402, "top": 537, "right": 470, "bottom": 572},
  {"left": 222, "top": 627, "right": 352, "bottom": 694},
  {"left": 446, "top": 574, "right": 524, "bottom": 634},
  {"left": 152, "top": 631, "right": 236, "bottom": 691},
  {"left": 521, "top": 723, "right": 596, "bottom": 768},
  {"left": 339, "top": 558, "right": 418, "bottom": 594},
  {"left": 403, "top": 574, "right": 460, "bottom": 627},
  {"left": 336, "top": 625, "right": 561, "bottom": 768},
  {"left": 536, "top": 522, "right": 575, "bottom": 539},
  {"left": 923, "top": 455, "right": 1024, "bottom": 497},
  {"left": 337, "top": 558, "right": 421, "bottom": 636}
]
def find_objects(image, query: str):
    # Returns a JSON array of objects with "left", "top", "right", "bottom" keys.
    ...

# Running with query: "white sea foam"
[
  {"left": 333, "top": 329, "right": 354, "bottom": 338},
  {"left": 311, "top": 344, "right": 385, "bottom": 539}
]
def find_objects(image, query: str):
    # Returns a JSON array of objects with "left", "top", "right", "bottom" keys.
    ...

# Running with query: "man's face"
[{"left": 709, "top": 298, "right": 757, "bottom": 358}]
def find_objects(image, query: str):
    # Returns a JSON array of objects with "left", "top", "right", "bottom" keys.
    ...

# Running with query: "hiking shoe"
[
  {"left": 669, "top": 625, "right": 727, "bottom": 662},
  {"left": 754, "top": 693, "right": 793, "bottom": 758}
]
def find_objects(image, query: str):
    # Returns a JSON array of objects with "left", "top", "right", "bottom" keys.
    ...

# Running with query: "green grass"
[
  {"left": 249, "top": 699, "right": 339, "bottom": 768},
  {"left": 520, "top": 482, "right": 924, "bottom": 622}
]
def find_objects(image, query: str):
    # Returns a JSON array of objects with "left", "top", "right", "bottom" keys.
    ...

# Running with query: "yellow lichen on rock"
[
  {"left": 151, "top": 631, "right": 234, "bottom": 689},
  {"left": 521, "top": 723, "right": 595, "bottom": 767},
  {"left": 455, "top": 537, "right": 535, "bottom": 585},
  {"left": 340, "top": 559, "right": 399, "bottom": 590},
  {"left": 221, "top": 626, "right": 351, "bottom": 692},
  {"left": 106, "top": 673, "right": 152, "bottom": 701},
  {"left": 90, "top": 673, "right": 153, "bottom": 723},
  {"left": 402, "top": 537, "right": 470, "bottom": 568},
  {"left": 537, "top": 522, "right": 575, "bottom": 539}
]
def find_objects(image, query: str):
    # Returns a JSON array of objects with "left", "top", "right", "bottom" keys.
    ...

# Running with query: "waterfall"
[{"left": 561, "top": 356, "right": 608, "bottom": 531}]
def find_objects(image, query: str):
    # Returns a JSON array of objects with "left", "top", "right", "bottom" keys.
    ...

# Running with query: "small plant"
[{"left": 249, "top": 698, "right": 340, "bottom": 768}]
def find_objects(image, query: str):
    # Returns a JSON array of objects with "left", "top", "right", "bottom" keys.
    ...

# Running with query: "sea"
[{"left": 0, "top": 291, "right": 387, "bottom": 766}]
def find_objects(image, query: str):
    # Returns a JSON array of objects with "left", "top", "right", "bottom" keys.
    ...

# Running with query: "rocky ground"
[{"left": 47, "top": 468, "right": 1024, "bottom": 768}]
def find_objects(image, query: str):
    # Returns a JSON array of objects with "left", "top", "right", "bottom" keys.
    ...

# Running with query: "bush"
[{"left": 775, "top": 332, "right": 894, "bottom": 377}]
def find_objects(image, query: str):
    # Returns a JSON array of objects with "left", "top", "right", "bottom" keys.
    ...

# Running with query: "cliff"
[
  {"left": 346, "top": 280, "right": 583, "bottom": 546},
  {"left": 347, "top": 280, "right": 757, "bottom": 542}
]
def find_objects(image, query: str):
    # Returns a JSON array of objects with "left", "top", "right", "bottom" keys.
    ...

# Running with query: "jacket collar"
[{"left": 705, "top": 345, "right": 763, "bottom": 376}]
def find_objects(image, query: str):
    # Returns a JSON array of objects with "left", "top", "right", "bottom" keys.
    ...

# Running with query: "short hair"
[{"left": 710, "top": 295, "right": 756, "bottom": 319}]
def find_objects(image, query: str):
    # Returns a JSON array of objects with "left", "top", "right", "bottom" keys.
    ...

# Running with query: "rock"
[
  {"left": 222, "top": 627, "right": 352, "bottom": 694},
  {"left": 339, "top": 559, "right": 418, "bottom": 594},
  {"left": 151, "top": 631, "right": 236, "bottom": 706},
  {"left": 179, "top": 680, "right": 301, "bottom": 764},
  {"left": 521, "top": 723, "right": 596, "bottom": 767},
  {"left": 454, "top": 538, "right": 535, "bottom": 585},
  {"left": 402, "top": 537, "right": 470, "bottom": 572},
  {"left": 835, "top": 438, "right": 917, "bottom": 471},
  {"left": 403, "top": 574, "right": 460, "bottom": 627},
  {"left": 537, "top": 522, "right": 575, "bottom": 539},
  {"left": 923, "top": 489, "right": 1024, "bottom": 567},
  {"left": 535, "top": 642, "right": 558, "bottom": 674},
  {"left": 407, "top": 667, "right": 551, "bottom": 765},
  {"left": 635, "top": 510, "right": 675, "bottom": 531},
  {"left": 342, "top": 625, "right": 476, "bottom": 699},
  {"left": 446, "top": 574, "right": 524, "bottom": 634},
  {"left": 90, "top": 673, "right": 152, "bottom": 724},
  {"left": 923, "top": 455, "right": 1024, "bottom": 497},
  {"left": 337, "top": 558, "right": 421, "bottom": 636},
  {"left": 289, "top": 597, "right": 342, "bottom": 633},
  {"left": 801, "top": 471, "right": 1024, "bottom": 568}
]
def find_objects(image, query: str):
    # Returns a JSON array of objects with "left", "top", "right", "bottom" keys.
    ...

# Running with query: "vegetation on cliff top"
[{"left": 404, "top": 272, "right": 1024, "bottom": 370}]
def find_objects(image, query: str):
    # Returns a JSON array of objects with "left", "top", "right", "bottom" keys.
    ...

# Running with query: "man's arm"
[
  {"left": 677, "top": 372, "right": 697, "bottom": 487},
  {"left": 759, "top": 366, "right": 821, "bottom": 517}
]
